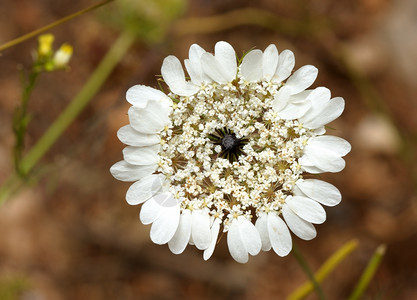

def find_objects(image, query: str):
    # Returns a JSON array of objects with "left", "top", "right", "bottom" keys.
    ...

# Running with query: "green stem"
[
  {"left": 0, "top": 30, "right": 135, "bottom": 204},
  {"left": 292, "top": 243, "right": 326, "bottom": 300},
  {"left": 13, "top": 66, "right": 41, "bottom": 176},
  {"left": 348, "top": 244, "right": 386, "bottom": 300},
  {"left": 0, "top": 0, "right": 114, "bottom": 52}
]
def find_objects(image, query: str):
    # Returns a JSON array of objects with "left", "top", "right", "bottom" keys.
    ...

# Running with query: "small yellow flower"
[{"left": 38, "top": 34, "right": 54, "bottom": 57}]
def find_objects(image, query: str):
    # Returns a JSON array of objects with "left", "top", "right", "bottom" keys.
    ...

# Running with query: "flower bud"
[{"left": 37, "top": 34, "right": 54, "bottom": 58}]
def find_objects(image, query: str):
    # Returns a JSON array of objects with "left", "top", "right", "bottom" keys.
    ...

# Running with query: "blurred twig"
[
  {"left": 172, "top": 7, "right": 328, "bottom": 37},
  {"left": 287, "top": 239, "right": 359, "bottom": 300},
  {"left": 0, "top": 0, "right": 114, "bottom": 52}
]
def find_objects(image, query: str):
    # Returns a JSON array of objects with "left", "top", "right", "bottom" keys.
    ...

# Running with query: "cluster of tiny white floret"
[
  {"left": 110, "top": 41, "right": 351, "bottom": 263},
  {"left": 159, "top": 78, "right": 315, "bottom": 231}
]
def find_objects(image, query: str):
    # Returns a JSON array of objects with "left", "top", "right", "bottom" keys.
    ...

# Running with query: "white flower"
[
  {"left": 52, "top": 43, "right": 73, "bottom": 68},
  {"left": 111, "top": 41, "right": 351, "bottom": 263}
]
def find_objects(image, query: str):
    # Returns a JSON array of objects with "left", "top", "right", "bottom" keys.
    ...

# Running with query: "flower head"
[
  {"left": 52, "top": 43, "right": 73, "bottom": 69},
  {"left": 110, "top": 41, "right": 351, "bottom": 263}
]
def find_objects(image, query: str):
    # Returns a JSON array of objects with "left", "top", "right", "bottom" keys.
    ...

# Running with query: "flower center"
[
  {"left": 221, "top": 133, "right": 238, "bottom": 151},
  {"left": 208, "top": 128, "right": 247, "bottom": 162}
]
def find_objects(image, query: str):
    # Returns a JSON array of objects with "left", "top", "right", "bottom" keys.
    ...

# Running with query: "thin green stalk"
[
  {"left": 0, "top": 0, "right": 114, "bottom": 52},
  {"left": 348, "top": 244, "right": 386, "bottom": 300},
  {"left": 0, "top": 30, "right": 135, "bottom": 204},
  {"left": 292, "top": 242, "right": 326, "bottom": 300},
  {"left": 288, "top": 239, "right": 358, "bottom": 300},
  {"left": 13, "top": 65, "right": 41, "bottom": 176}
]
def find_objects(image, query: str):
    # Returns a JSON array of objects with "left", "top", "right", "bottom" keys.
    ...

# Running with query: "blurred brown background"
[{"left": 1, "top": 0, "right": 417, "bottom": 299}]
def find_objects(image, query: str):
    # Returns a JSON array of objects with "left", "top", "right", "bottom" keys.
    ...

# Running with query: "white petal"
[
  {"left": 300, "top": 136, "right": 351, "bottom": 173},
  {"left": 126, "top": 174, "right": 165, "bottom": 205},
  {"left": 289, "top": 89, "right": 313, "bottom": 103},
  {"left": 189, "top": 43, "right": 206, "bottom": 62},
  {"left": 273, "top": 49, "right": 295, "bottom": 83},
  {"left": 315, "top": 127, "right": 326, "bottom": 135},
  {"left": 161, "top": 55, "right": 199, "bottom": 96},
  {"left": 214, "top": 41, "right": 237, "bottom": 82},
  {"left": 185, "top": 44, "right": 210, "bottom": 84},
  {"left": 272, "top": 87, "right": 290, "bottom": 112},
  {"left": 309, "top": 136, "right": 351, "bottom": 156},
  {"left": 286, "top": 196, "right": 326, "bottom": 224},
  {"left": 123, "top": 144, "right": 160, "bottom": 165},
  {"left": 140, "top": 193, "right": 180, "bottom": 245},
  {"left": 161, "top": 55, "right": 185, "bottom": 87},
  {"left": 267, "top": 214, "right": 292, "bottom": 257},
  {"left": 277, "top": 99, "right": 311, "bottom": 120},
  {"left": 227, "top": 224, "right": 247, "bottom": 263},
  {"left": 238, "top": 217, "right": 262, "bottom": 256},
  {"left": 304, "top": 96, "right": 345, "bottom": 129},
  {"left": 308, "top": 87, "right": 331, "bottom": 107},
  {"left": 168, "top": 210, "right": 192, "bottom": 254},
  {"left": 300, "top": 165, "right": 323, "bottom": 174},
  {"left": 184, "top": 59, "right": 198, "bottom": 84},
  {"left": 173, "top": 82, "right": 200, "bottom": 96},
  {"left": 110, "top": 160, "right": 157, "bottom": 182},
  {"left": 128, "top": 100, "right": 170, "bottom": 134},
  {"left": 296, "top": 179, "right": 341, "bottom": 207},
  {"left": 297, "top": 87, "right": 331, "bottom": 125},
  {"left": 300, "top": 150, "right": 346, "bottom": 173},
  {"left": 191, "top": 209, "right": 212, "bottom": 250},
  {"left": 240, "top": 49, "right": 263, "bottom": 82},
  {"left": 139, "top": 195, "right": 161, "bottom": 225},
  {"left": 201, "top": 53, "right": 229, "bottom": 83},
  {"left": 150, "top": 206, "right": 180, "bottom": 245},
  {"left": 285, "top": 65, "right": 318, "bottom": 94},
  {"left": 140, "top": 192, "right": 177, "bottom": 225},
  {"left": 255, "top": 213, "right": 272, "bottom": 251},
  {"left": 227, "top": 216, "right": 261, "bottom": 263},
  {"left": 282, "top": 204, "right": 317, "bottom": 240},
  {"left": 126, "top": 85, "right": 170, "bottom": 108},
  {"left": 117, "top": 125, "right": 160, "bottom": 147},
  {"left": 301, "top": 162, "right": 344, "bottom": 174},
  {"left": 203, "top": 218, "right": 222, "bottom": 260},
  {"left": 262, "top": 44, "right": 279, "bottom": 81}
]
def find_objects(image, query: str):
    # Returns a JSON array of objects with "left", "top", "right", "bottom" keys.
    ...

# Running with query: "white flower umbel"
[{"left": 110, "top": 41, "right": 351, "bottom": 263}]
